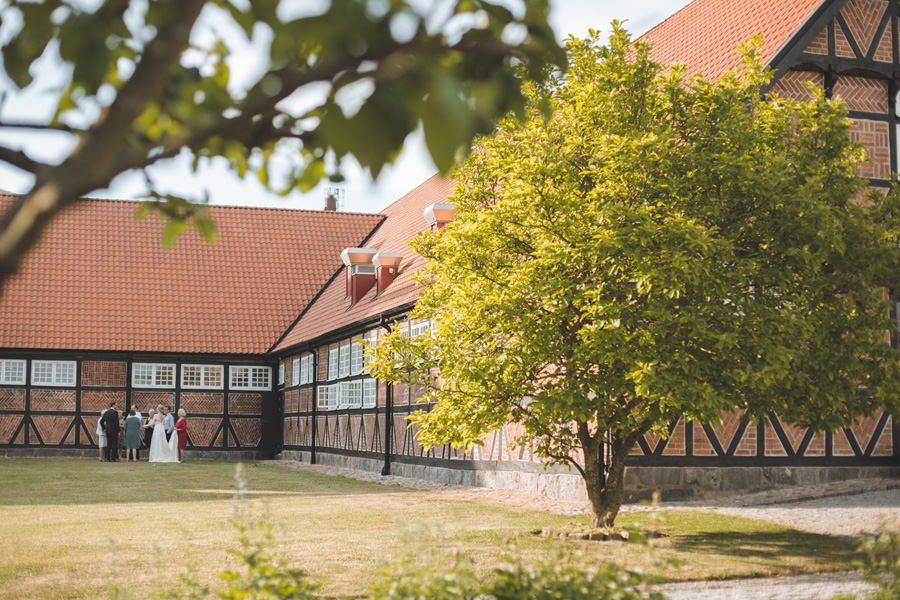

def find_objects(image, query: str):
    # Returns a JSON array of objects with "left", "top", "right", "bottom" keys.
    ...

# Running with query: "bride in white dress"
[{"left": 148, "top": 404, "right": 179, "bottom": 463}]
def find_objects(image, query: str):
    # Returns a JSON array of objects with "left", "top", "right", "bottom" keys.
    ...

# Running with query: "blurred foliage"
[
  {"left": 0, "top": 0, "right": 564, "bottom": 266},
  {"left": 857, "top": 527, "right": 900, "bottom": 600}
]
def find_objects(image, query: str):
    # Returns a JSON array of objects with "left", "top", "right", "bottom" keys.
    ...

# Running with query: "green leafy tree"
[
  {"left": 0, "top": 0, "right": 564, "bottom": 281},
  {"left": 370, "top": 26, "right": 900, "bottom": 527}
]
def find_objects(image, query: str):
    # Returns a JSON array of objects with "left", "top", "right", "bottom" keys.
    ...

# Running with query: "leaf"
[{"left": 161, "top": 218, "right": 188, "bottom": 248}]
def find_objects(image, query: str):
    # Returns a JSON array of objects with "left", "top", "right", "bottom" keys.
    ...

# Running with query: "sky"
[{"left": 0, "top": 0, "right": 692, "bottom": 214}]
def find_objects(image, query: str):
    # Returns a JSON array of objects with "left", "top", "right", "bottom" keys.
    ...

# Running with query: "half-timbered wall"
[{"left": 0, "top": 352, "right": 274, "bottom": 455}]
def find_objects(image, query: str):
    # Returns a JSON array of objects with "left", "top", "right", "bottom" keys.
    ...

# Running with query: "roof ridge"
[
  {"left": 376, "top": 172, "right": 445, "bottom": 214},
  {"left": 0, "top": 193, "right": 384, "bottom": 217},
  {"left": 639, "top": 1, "right": 697, "bottom": 42}
]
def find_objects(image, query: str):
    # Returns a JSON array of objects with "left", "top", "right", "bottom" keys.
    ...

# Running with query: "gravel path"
[
  {"left": 658, "top": 571, "right": 874, "bottom": 600},
  {"left": 711, "top": 489, "right": 900, "bottom": 537},
  {"left": 273, "top": 461, "right": 897, "bottom": 599}
]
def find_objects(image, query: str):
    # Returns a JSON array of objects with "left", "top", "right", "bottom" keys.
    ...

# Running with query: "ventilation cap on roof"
[
  {"left": 373, "top": 252, "right": 403, "bottom": 295},
  {"left": 423, "top": 203, "right": 455, "bottom": 229}
]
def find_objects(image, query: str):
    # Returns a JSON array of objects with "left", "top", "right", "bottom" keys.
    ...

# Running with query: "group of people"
[{"left": 96, "top": 403, "right": 188, "bottom": 463}]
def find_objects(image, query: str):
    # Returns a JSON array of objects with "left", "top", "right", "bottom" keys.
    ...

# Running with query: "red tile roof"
[
  {"left": 643, "top": 0, "right": 826, "bottom": 79},
  {"left": 0, "top": 196, "right": 382, "bottom": 354},
  {"left": 273, "top": 175, "right": 455, "bottom": 352}
]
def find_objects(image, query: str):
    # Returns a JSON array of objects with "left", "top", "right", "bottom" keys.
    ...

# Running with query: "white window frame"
[
  {"left": 132, "top": 363, "right": 175, "bottom": 389},
  {"left": 317, "top": 383, "right": 338, "bottom": 410},
  {"left": 328, "top": 347, "right": 339, "bottom": 380},
  {"left": 181, "top": 364, "right": 224, "bottom": 390},
  {"left": 292, "top": 357, "right": 300, "bottom": 386},
  {"left": 363, "top": 378, "right": 377, "bottom": 408},
  {"left": 350, "top": 341, "right": 364, "bottom": 376},
  {"left": 339, "top": 380, "right": 362, "bottom": 409},
  {"left": 410, "top": 320, "right": 431, "bottom": 338},
  {"left": 338, "top": 341, "right": 351, "bottom": 378},
  {"left": 278, "top": 363, "right": 285, "bottom": 386},
  {"left": 0, "top": 359, "right": 26, "bottom": 385},
  {"left": 229, "top": 365, "right": 272, "bottom": 391},
  {"left": 299, "top": 354, "right": 312, "bottom": 385}
]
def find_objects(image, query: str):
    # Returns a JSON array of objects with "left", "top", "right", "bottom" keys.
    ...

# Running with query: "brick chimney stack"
[{"left": 324, "top": 187, "right": 344, "bottom": 211}]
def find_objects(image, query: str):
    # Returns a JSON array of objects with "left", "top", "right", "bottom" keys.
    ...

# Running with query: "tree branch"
[
  {"left": 0, "top": 0, "right": 208, "bottom": 278},
  {"left": 0, "top": 146, "right": 40, "bottom": 174}
]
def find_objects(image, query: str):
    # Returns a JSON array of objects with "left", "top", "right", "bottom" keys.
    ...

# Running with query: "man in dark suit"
[{"left": 101, "top": 402, "right": 120, "bottom": 462}]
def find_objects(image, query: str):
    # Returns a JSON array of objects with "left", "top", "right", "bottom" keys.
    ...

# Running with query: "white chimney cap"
[
  {"left": 424, "top": 203, "right": 455, "bottom": 227},
  {"left": 373, "top": 252, "right": 403, "bottom": 269},
  {"left": 340, "top": 247, "right": 378, "bottom": 266}
]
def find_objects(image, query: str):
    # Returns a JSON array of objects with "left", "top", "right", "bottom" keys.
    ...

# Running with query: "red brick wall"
[
  {"left": 835, "top": 20, "right": 856, "bottom": 58},
  {"left": 31, "top": 415, "right": 73, "bottom": 445},
  {"left": 180, "top": 392, "right": 224, "bottom": 414},
  {"left": 132, "top": 391, "right": 175, "bottom": 410},
  {"left": 0, "top": 415, "right": 23, "bottom": 443},
  {"left": 30, "top": 389, "right": 76, "bottom": 412},
  {"left": 770, "top": 70, "right": 823, "bottom": 102},
  {"left": 874, "top": 24, "right": 892, "bottom": 62},
  {"left": 81, "top": 391, "right": 125, "bottom": 413},
  {"left": 229, "top": 393, "right": 262, "bottom": 414},
  {"left": 841, "top": 0, "right": 887, "bottom": 56},
  {"left": 0, "top": 388, "right": 25, "bottom": 411},
  {"left": 804, "top": 28, "right": 829, "bottom": 55},
  {"left": 81, "top": 361, "right": 127, "bottom": 387},
  {"left": 834, "top": 76, "right": 888, "bottom": 113},
  {"left": 849, "top": 119, "right": 891, "bottom": 179}
]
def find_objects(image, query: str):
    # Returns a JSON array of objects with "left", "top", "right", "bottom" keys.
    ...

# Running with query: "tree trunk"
[{"left": 582, "top": 435, "right": 629, "bottom": 528}]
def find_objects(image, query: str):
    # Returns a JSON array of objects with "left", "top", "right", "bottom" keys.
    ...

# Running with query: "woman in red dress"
[{"left": 174, "top": 408, "right": 188, "bottom": 462}]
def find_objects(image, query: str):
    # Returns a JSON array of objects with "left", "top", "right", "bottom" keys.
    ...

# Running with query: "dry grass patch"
[{"left": 0, "top": 458, "right": 856, "bottom": 598}]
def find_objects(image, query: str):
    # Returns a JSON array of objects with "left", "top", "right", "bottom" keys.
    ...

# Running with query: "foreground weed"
[
  {"left": 857, "top": 527, "right": 900, "bottom": 600},
  {"left": 157, "top": 463, "right": 318, "bottom": 600}
]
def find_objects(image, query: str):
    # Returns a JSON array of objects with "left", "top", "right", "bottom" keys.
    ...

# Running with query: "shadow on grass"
[{"left": 670, "top": 529, "right": 856, "bottom": 573}]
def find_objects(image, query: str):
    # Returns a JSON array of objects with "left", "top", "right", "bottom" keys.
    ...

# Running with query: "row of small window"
[
  {"left": 0, "top": 359, "right": 271, "bottom": 390},
  {"left": 278, "top": 341, "right": 370, "bottom": 387},
  {"left": 317, "top": 379, "right": 377, "bottom": 410},
  {"left": 278, "top": 323, "right": 430, "bottom": 389}
]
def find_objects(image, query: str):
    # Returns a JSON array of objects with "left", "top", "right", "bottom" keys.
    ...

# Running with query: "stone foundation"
[{"left": 279, "top": 450, "right": 900, "bottom": 503}]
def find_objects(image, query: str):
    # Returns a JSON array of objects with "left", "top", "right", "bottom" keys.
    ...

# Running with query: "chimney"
[
  {"left": 423, "top": 202, "right": 455, "bottom": 230},
  {"left": 373, "top": 252, "right": 403, "bottom": 295},
  {"left": 340, "top": 247, "right": 377, "bottom": 305},
  {"left": 324, "top": 187, "right": 345, "bottom": 211}
]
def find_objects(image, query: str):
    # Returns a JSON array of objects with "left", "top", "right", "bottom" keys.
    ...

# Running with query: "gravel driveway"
[{"left": 712, "top": 489, "right": 900, "bottom": 537}]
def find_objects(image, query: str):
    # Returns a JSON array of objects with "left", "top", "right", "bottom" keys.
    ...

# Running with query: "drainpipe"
[
  {"left": 380, "top": 316, "right": 394, "bottom": 476},
  {"left": 310, "top": 344, "right": 318, "bottom": 465}
]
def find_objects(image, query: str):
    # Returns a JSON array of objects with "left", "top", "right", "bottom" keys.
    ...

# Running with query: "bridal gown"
[{"left": 148, "top": 414, "right": 179, "bottom": 463}]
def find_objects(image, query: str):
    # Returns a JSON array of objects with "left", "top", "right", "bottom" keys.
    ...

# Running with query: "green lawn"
[{"left": 0, "top": 458, "right": 857, "bottom": 598}]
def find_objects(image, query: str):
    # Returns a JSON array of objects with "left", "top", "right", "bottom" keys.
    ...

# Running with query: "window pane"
[
  {"left": 33, "top": 361, "right": 54, "bottom": 384},
  {"left": 339, "top": 343, "right": 350, "bottom": 378},
  {"left": 205, "top": 366, "right": 223, "bottom": 388},
  {"left": 183, "top": 366, "right": 201, "bottom": 387},
  {"left": 232, "top": 367, "right": 249, "bottom": 388},
  {"left": 328, "top": 348, "right": 339, "bottom": 380}
]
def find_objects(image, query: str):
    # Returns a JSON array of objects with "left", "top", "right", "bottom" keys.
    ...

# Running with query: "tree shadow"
[{"left": 670, "top": 529, "right": 856, "bottom": 572}]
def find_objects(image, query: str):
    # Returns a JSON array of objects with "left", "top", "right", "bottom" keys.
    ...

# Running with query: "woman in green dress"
[{"left": 123, "top": 409, "right": 141, "bottom": 462}]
